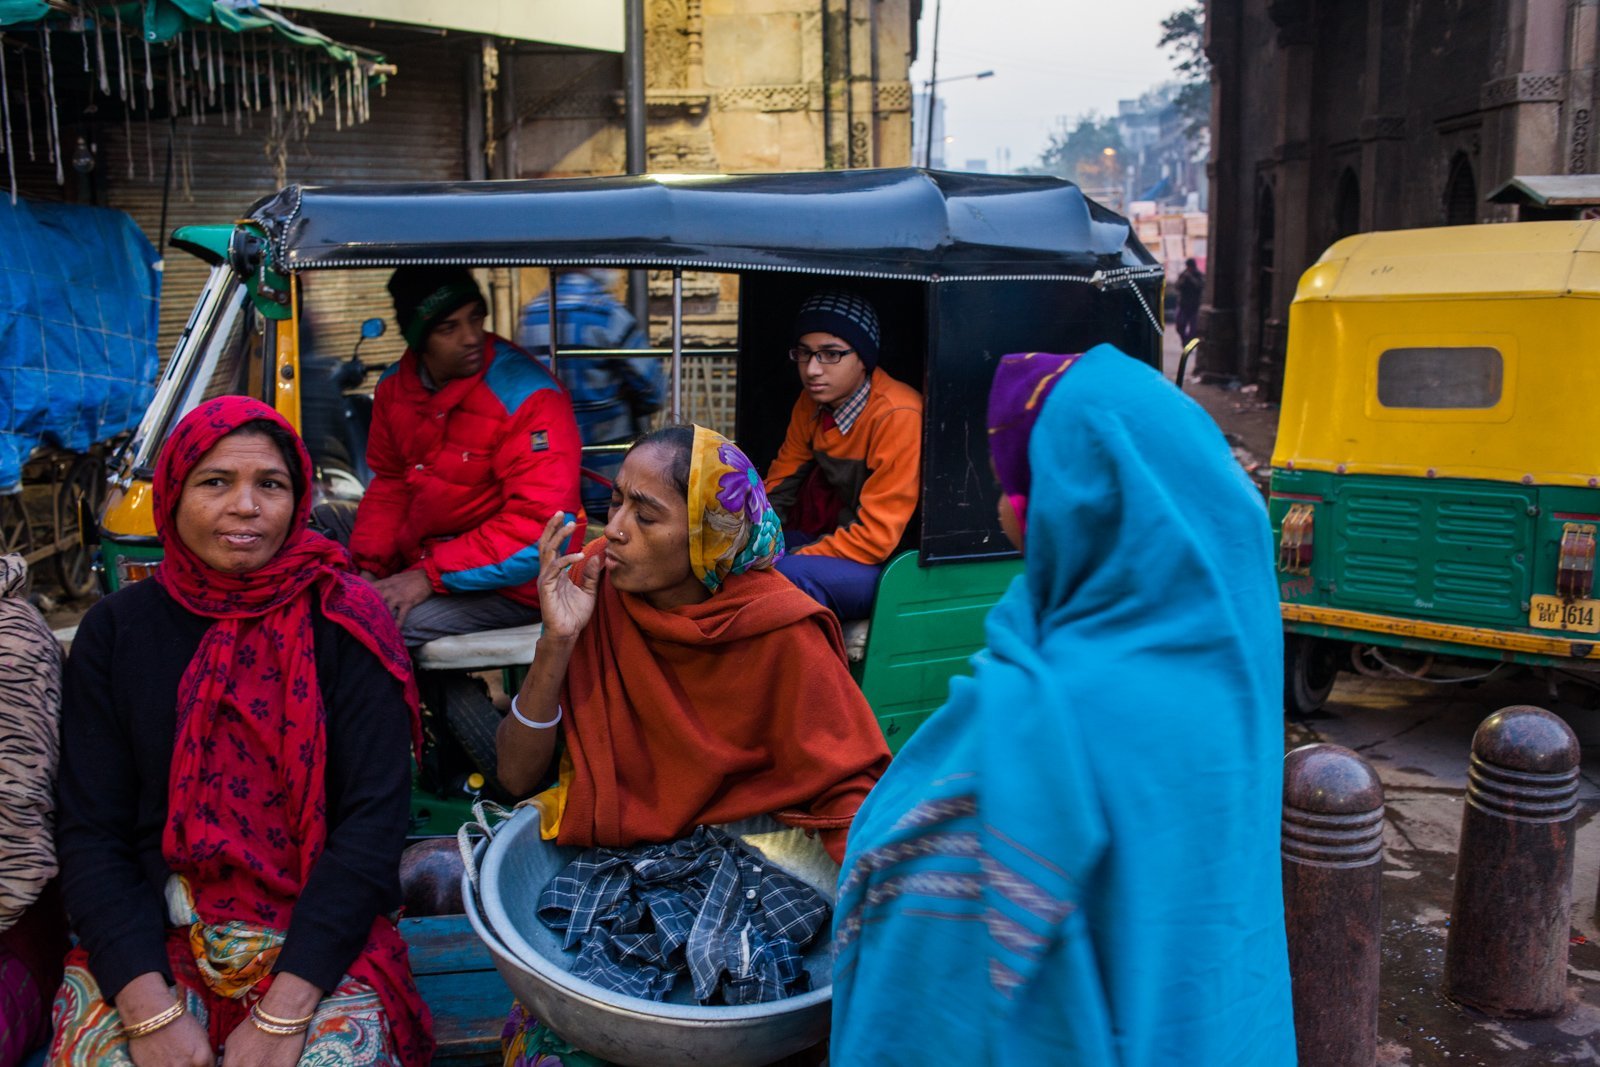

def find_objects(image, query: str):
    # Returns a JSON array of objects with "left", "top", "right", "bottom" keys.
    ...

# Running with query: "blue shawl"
[{"left": 831, "top": 345, "right": 1296, "bottom": 1065}]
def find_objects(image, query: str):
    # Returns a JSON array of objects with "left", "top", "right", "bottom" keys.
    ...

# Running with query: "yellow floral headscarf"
[{"left": 686, "top": 425, "right": 785, "bottom": 592}]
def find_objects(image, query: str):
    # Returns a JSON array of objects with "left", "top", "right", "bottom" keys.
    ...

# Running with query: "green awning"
[
  {"left": 0, "top": 1, "right": 391, "bottom": 202},
  {"left": 1487, "top": 174, "right": 1600, "bottom": 208},
  {"left": 0, "top": 1, "right": 384, "bottom": 70}
]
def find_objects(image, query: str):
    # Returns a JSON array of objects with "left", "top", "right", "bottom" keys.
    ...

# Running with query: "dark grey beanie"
[{"left": 791, "top": 290, "right": 881, "bottom": 371}]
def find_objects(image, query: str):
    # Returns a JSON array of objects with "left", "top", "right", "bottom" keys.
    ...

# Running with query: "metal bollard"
[
  {"left": 1444, "top": 705, "right": 1580, "bottom": 1018},
  {"left": 1282, "top": 743, "right": 1385, "bottom": 1067}
]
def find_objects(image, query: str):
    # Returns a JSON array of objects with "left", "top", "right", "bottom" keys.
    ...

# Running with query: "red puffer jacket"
[{"left": 350, "top": 334, "right": 584, "bottom": 606}]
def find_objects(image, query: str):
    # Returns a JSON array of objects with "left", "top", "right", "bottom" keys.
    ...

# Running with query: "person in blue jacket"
[{"left": 520, "top": 270, "right": 664, "bottom": 525}]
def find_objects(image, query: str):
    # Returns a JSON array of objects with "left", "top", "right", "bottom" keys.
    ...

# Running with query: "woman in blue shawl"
[{"left": 831, "top": 345, "right": 1296, "bottom": 1065}]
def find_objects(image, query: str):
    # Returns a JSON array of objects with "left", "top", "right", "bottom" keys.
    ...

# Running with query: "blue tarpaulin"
[{"left": 0, "top": 199, "right": 160, "bottom": 491}]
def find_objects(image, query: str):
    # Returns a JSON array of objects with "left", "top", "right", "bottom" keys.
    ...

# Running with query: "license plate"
[{"left": 1529, "top": 595, "right": 1600, "bottom": 634}]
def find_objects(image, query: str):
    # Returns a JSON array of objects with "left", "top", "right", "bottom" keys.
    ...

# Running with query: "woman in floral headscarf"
[{"left": 495, "top": 424, "right": 889, "bottom": 866}]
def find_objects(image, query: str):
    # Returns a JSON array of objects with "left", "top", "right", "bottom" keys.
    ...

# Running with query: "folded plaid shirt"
[{"left": 537, "top": 825, "right": 830, "bottom": 1005}]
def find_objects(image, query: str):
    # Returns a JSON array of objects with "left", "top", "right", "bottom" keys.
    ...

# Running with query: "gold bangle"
[
  {"left": 120, "top": 1000, "right": 185, "bottom": 1040},
  {"left": 252, "top": 1003, "right": 317, "bottom": 1029},
  {"left": 248, "top": 1014, "right": 308, "bottom": 1038},
  {"left": 249, "top": 1004, "right": 312, "bottom": 1037}
]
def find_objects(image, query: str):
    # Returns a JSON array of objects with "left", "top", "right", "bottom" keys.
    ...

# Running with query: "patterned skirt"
[
  {"left": 48, "top": 877, "right": 400, "bottom": 1066},
  {"left": 500, "top": 1002, "right": 606, "bottom": 1067}
]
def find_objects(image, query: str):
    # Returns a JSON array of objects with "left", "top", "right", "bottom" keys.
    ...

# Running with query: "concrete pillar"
[
  {"left": 1198, "top": 0, "right": 1244, "bottom": 381},
  {"left": 1360, "top": 0, "right": 1408, "bottom": 232},
  {"left": 1564, "top": 0, "right": 1598, "bottom": 173},
  {"left": 1282, "top": 744, "right": 1384, "bottom": 1067},
  {"left": 1263, "top": 9, "right": 1314, "bottom": 399},
  {"left": 1444, "top": 705, "right": 1579, "bottom": 1018}
]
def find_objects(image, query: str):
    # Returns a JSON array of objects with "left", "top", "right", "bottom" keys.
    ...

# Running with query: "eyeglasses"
[{"left": 788, "top": 345, "right": 856, "bottom": 365}]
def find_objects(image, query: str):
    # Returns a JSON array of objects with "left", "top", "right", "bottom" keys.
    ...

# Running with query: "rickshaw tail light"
[
  {"left": 1557, "top": 523, "right": 1597, "bottom": 600},
  {"left": 116, "top": 556, "right": 159, "bottom": 586},
  {"left": 1278, "top": 504, "right": 1315, "bottom": 576}
]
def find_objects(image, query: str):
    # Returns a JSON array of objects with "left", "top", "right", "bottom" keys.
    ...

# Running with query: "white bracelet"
[{"left": 510, "top": 695, "right": 562, "bottom": 729}]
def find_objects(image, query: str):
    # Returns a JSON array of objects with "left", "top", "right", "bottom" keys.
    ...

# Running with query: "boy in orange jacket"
[{"left": 764, "top": 291, "right": 922, "bottom": 619}]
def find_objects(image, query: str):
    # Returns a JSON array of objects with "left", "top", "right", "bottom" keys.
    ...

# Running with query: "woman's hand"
[
  {"left": 498, "top": 514, "right": 596, "bottom": 795},
  {"left": 219, "top": 1018, "right": 307, "bottom": 1067},
  {"left": 220, "top": 972, "right": 322, "bottom": 1067},
  {"left": 115, "top": 974, "right": 211, "bottom": 1067},
  {"left": 125, "top": 1014, "right": 213, "bottom": 1067},
  {"left": 536, "top": 512, "right": 601, "bottom": 639}
]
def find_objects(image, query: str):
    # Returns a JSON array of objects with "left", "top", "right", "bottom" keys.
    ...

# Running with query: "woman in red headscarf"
[{"left": 50, "top": 397, "right": 432, "bottom": 1066}]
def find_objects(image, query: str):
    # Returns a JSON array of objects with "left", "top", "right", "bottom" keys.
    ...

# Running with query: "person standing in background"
[
  {"left": 520, "top": 271, "right": 665, "bottom": 526},
  {"left": 1176, "top": 257, "right": 1205, "bottom": 346}
]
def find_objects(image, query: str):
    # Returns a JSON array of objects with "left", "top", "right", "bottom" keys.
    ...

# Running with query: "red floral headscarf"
[{"left": 153, "top": 396, "right": 430, "bottom": 1063}]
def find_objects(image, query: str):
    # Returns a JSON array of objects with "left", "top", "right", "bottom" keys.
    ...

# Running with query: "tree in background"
[
  {"left": 1034, "top": 113, "right": 1125, "bottom": 187},
  {"left": 1159, "top": 5, "right": 1209, "bottom": 137}
]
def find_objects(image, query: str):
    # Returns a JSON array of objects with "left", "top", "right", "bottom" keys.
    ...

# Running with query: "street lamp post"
[{"left": 921, "top": 70, "right": 995, "bottom": 168}]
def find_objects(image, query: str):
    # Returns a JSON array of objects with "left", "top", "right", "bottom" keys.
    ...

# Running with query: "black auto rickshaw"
[
  {"left": 102, "top": 167, "right": 1162, "bottom": 740},
  {"left": 95, "top": 167, "right": 1162, "bottom": 1062}
]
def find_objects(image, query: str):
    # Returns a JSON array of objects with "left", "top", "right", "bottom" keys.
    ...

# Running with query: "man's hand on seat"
[{"left": 371, "top": 568, "right": 434, "bottom": 628}]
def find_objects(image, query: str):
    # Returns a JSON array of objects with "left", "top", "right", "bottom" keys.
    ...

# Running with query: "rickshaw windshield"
[{"left": 130, "top": 267, "right": 270, "bottom": 477}]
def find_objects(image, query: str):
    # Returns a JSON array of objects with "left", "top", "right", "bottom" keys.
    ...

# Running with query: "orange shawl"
[{"left": 558, "top": 542, "right": 890, "bottom": 862}]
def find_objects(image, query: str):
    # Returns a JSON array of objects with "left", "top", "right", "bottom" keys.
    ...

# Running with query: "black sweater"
[{"left": 56, "top": 578, "right": 413, "bottom": 999}]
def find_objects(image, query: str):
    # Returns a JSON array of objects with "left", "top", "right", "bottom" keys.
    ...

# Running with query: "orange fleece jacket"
[{"left": 763, "top": 367, "right": 923, "bottom": 565}]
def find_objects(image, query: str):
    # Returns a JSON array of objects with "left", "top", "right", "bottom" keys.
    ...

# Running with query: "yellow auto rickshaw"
[{"left": 1271, "top": 220, "right": 1600, "bottom": 713}]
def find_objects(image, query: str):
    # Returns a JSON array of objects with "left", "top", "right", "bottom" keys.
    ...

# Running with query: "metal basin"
[{"left": 464, "top": 807, "right": 838, "bottom": 1066}]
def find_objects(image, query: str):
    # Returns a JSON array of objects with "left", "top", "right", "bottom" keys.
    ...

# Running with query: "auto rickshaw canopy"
[
  {"left": 1275, "top": 221, "right": 1600, "bottom": 487},
  {"left": 242, "top": 168, "right": 1158, "bottom": 284},
  {"left": 200, "top": 169, "right": 1164, "bottom": 563}
]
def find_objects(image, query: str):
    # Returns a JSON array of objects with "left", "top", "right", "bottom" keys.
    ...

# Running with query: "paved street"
[
  {"left": 1165, "top": 321, "right": 1600, "bottom": 1064},
  {"left": 1294, "top": 672, "right": 1600, "bottom": 1065},
  {"left": 40, "top": 332, "right": 1600, "bottom": 1064}
]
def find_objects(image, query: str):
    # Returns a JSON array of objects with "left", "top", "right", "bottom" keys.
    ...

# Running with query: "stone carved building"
[
  {"left": 1201, "top": 0, "right": 1598, "bottom": 393},
  {"left": 502, "top": 0, "right": 917, "bottom": 178},
  {"left": 490, "top": 0, "right": 919, "bottom": 419}
]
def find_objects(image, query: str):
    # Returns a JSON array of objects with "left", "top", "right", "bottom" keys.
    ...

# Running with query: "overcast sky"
[{"left": 908, "top": 0, "right": 1190, "bottom": 172}]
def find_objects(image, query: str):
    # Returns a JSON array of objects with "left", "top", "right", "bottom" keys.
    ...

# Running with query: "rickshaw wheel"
[
  {"left": 439, "top": 672, "right": 512, "bottom": 800},
  {"left": 53, "top": 456, "right": 104, "bottom": 599},
  {"left": 1285, "top": 634, "right": 1340, "bottom": 718},
  {"left": 0, "top": 492, "right": 31, "bottom": 557}
]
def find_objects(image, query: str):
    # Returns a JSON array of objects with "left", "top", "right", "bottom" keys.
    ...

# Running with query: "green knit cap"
[{"left": 388, "top": 266, "right": 485, "bottom": 351}]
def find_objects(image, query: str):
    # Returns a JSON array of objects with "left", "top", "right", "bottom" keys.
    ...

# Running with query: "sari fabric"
[
  {"left": 554, "top": 429, "right": 889, "bottom": 863},
  {"left": 148, "top": 396, "right": 431, "bottom": 1065},
  {"left": 51, "top": 945, "right": 395, "bottom": 1066},
  {"left": 832, "top": 346, "right": 1296, "bottom": 1065}
]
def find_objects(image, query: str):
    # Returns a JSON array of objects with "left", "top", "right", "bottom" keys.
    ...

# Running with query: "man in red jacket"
[{"left": 348, "top": 266, "right": 584, "bottom": 644}]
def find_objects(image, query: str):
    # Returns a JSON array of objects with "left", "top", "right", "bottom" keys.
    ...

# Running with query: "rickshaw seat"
[
  {"left": 842, "top": 619, "right": 870, "bottom": 662},
  {"left": 414, "top": 619, "right": 872, "bottom": 672},
  {"left": 414, "top": 624, "right": 544, "bottom": 672}
]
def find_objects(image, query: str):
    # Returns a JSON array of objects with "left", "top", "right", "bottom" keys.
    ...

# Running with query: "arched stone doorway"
[
  {"left": 1445, "top": 153, "right": 1477, "bottom": 226},
  {"left": 1334, "top": 167, "right": 1361, "bottom": 241}
]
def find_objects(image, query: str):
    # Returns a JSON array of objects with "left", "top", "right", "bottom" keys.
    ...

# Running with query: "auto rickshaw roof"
[
  {"left": 1295, "top": 220, "right": 1600, "bottom": 302},
  {"left": 246, "top": 168, "right": 1158, "bottom": 281}
]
